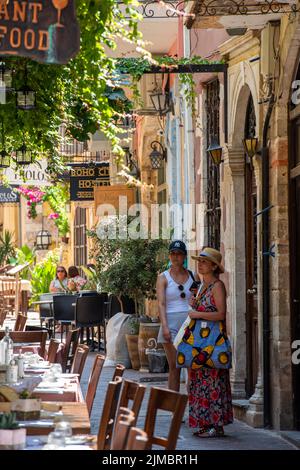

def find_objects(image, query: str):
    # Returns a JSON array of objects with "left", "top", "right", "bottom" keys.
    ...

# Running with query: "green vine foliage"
[
  {"left": 0, "top": 1, "right": 143, "bottom": 177},
  {"left": 116, "top": 56, "right": 223, "bottom": 115},
  {"left": 44, "top": 184, "right": 70, "bottom": 236}
]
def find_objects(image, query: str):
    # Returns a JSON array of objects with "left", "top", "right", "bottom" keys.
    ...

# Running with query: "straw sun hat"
[{"left": 191, "top": 247, "right": 225, "bottom": 273}]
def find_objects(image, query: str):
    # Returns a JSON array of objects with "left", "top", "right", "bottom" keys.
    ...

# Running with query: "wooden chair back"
[
  {"left": 97, "top": 376, "right": 123, "bottom": 450},
  {"left": 112, "top": 364, "right": 125, "bottom": 381},
  {"left": 118, "top": 379, "right": 146, "bottom": 425},
  {"left": 144, "top": 386, "right": 188, "bottom": 450},
  {"left": 47, "top": 339, "right": 60, "bottom": 363},
  {"left": 61, "top": 328, "right": 80, "bottom": 373},
  {"left": 14, "top": 313, "right": 27, "bottom": 332},
  {"left": 0, "top": 330, "right": 47, "bottom": 357},
  {"left": 70, "top": 344, "right": 89, "bottom": 380},
  {"left": 126, "top": 427, "right": 148, "bottom": 450},
  {"left": 111, "top": 407, "right": 135, "bottom": 450},
  {"left": 86, "top": 354, "right": 105, "bottom": 416}
]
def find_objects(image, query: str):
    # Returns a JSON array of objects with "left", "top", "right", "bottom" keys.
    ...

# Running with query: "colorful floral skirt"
[{"left": 188, "top": 367, "right": 233, "bottom": 430}]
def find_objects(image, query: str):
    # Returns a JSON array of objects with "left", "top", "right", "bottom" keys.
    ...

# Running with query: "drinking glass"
[
  {"left": 50, "top": 363, "right": 63, "bottom": 378},
  {"left": 52, "top": 0, "right": 69, "bottom": 27},
  {"left": 55, "top": 420, "right": 72, "bottom": 438},
  {"left": 46, "top": 431, "right": 66, "bottom": 448}
]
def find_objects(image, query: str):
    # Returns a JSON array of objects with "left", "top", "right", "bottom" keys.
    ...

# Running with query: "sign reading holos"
[
  {"left": 0, "top": 185, "right": 20, "bottom": 203},
  {"left": 70, "top": 163, "right": 110, "bottom": 201},
  {"left": 0, "top": 0, "right": 80, "bottom": 64}
]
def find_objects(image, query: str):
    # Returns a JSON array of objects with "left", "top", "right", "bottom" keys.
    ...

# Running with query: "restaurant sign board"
[
  {"left": 0, "top": 185, "right": 20, "bottom": 203},
  {"left": 0, "top": 0, "right": 80, "bottom": 64},
  {"left": 70, "top": 162, "right": 110, "bottom": 201},
  {"left": 4, "top": 159, "right": 50, "bottom": 186}
]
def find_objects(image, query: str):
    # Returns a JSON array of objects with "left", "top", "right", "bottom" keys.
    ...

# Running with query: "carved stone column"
[{"left": 225, "top": 147, "right": 247, "bottom": 399}]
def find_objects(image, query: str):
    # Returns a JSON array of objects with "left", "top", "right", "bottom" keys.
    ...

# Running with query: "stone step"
[{"left": 233, "top": 399, "right": 250, "bottom": 423}]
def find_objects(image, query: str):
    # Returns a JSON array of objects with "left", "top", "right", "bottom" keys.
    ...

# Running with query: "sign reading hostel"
[
  {"left": 0, "top": 0, "right": 80, "bottom": 64},
  {"left": 70, "top": 163, "right": 110, "bottom": 201}
]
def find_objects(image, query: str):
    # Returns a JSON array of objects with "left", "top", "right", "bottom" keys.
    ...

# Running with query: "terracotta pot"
[
  {"left": 125, "top": 334, "right": 140, "bottom": 370},
  {"left": 138, "top": 322, "right": 160, "bottom": 372},
  {"left": 0, "top": 428, "right": 26, "bottom": 450}
]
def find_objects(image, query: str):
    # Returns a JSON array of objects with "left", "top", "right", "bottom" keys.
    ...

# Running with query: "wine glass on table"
[{"left": 52, "top": 0, "right": 69, "bottom": 28}]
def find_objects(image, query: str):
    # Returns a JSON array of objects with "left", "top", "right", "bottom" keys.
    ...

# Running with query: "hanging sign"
[
  {"left": 94, "top": 185, "right": 135, "bottom": 214},
  {"left": 0, "top": 185, "right": 20, "bottom": 203},
  {"left": 0, "top": 0, "right": 80, "bottom": 64},
  {"left": 4, "top": 159, "right": 50, "bottom": 186},
  {"left": 70, "top": 162, "right": 110, "bottom": 201}
]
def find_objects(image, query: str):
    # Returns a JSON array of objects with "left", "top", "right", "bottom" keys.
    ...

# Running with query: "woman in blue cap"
[{"left": 156, "top": 240, "right": 199, "bottom": 391}]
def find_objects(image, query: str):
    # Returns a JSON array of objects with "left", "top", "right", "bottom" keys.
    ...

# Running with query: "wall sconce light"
[
  {"left": 0, "top": 62, "right": 14, "bottom": 92},
  {"left": 15, "top": 143, "right": 33, "bottom": 165},
  {"left": 207, "top": 139, "right": 223, "bottom": 166},
  {"left": 16, "top": 66, "right": 36, "bottom": 110},
  {"left": 149, "top": 141, "right": 167, "bottom": 170},
  {"left": 36, "top": 229, "right": 52, "bottom": 250},
  {"left": 243, "top": 137, "right": 259, "bottom": 165},
  {"left": 124, "top": 147, "right": 140, "bottom": 178}
]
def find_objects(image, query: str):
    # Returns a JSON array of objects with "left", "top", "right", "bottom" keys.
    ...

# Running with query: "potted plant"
[
  {"left": 11, "top": 389, "right": 41, "bottom": 421},
  {"left": 125, "top": 316, "right": 141, "bottom": 370},
  {"left": 88, "top": 217, "right": 169, "bottom": 370},
  {"left": 0, "top": 413, "right": 26, "bottom": 450}
]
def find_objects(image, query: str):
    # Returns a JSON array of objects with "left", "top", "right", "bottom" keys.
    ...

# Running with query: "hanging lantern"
[
  {"left": 16, "top": 86, "right": 36, "bottom": 110},
  {"left": 0, "top": 150, "right": 10, "bottom": 168},
  {"left": 149, "top": 88, "right": 169, "bottom": 117},
  {"left": 36, "top": 229, "right": 52, "bottom": 250},
  {"left": 207, "top": 139, "right": 223, "bottom": 166},
  {"left": 0, "top": 62, "right": 13, "bottom": 92},
  {"left": 15, "top": 144, "right": 33, "bottom": 165},
  {"left": 243, "top": 137, "right": 259, "bottom": 162},
  {"left": 149, "top": 141, "right": 167, "bottom": 170}
]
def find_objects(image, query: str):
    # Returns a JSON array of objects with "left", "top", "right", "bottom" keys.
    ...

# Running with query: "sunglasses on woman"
[
  {"left": 178, "top": 285, "right": 186, "bottom": 299},
  {"left": 57, "top": 270, "right": 65, "bottom": 273}
]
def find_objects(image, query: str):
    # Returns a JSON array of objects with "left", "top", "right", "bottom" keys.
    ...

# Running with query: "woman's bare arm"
[{"left": 156, "top": 273, "right": 171, "bottom": 342}]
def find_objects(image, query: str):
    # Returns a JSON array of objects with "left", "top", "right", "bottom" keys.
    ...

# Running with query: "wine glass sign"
[
  {"left": 52, "top": 0, "right": 69, "bottom": 28},
  {"left": 0, "top": 0, "right": 80, "bottom": 64}
]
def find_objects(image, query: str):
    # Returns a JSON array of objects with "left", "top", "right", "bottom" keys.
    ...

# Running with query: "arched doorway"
[
  {"left": 244, "top": 94, "right": 259, "bottom": 398},
  {"left": 289, "top": 60, "right": 300, "bottom": 430}
]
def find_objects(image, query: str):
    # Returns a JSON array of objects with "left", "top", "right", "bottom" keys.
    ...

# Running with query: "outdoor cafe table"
[{"left": 0, "top": 401, "right": 90, "bottom": 436}]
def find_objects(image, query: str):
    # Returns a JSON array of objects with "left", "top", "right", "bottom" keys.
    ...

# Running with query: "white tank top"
[{"left": 163, "top": 270, "right": 194, "bottom": 314}]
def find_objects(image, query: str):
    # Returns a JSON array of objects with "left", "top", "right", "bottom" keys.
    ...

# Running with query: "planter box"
[
  {"left": 0, "top": 428, "right": 26, "bottom": 450},
  {"left": 11, "top": 399, "right": 41, "bottom": 421}
]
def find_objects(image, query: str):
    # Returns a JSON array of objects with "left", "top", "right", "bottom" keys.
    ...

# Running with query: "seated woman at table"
[
  {"left": 67, "top": 266, "right": 87, "bottom": 292},
  {"left": 49, "top": 266, "right": 68, "bottom": 293}
]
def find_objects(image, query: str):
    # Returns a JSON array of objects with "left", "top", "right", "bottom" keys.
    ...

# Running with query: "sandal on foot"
[{"left": 193, "top": 428, "right": 218, "bottom": 438}]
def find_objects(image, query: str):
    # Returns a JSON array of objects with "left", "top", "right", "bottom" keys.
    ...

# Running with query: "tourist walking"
[
  {"left": 156, "top": 241, "right": 199, "bottom": 391},
  {"left": 187, "top": 247, "right": 233, "bottom": 437}
]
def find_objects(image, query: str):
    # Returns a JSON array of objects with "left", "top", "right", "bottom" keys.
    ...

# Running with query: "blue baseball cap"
[{"left": 169, "top": 240, "right": 187, "bottom": 255}]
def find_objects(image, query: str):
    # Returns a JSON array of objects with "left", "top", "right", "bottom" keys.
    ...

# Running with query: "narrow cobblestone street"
[{"left": 81, "top": 353, "right": 297, "bottom": 451}]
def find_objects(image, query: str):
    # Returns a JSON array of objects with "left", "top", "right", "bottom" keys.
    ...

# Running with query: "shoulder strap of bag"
[{"left": 187, "top": 269, "right": 195, "bottom": 282}]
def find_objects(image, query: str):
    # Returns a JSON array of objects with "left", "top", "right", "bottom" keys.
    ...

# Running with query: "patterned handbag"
[{"left": 176, "top": 283, "right": 232, "bottom": 370}]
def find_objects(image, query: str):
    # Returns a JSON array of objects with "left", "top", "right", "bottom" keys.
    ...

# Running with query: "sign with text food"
[
  {"left": 4, "top": 159, "right": 50, "bottom": 186},
  {"left": 70, "top": 163, "right": 110, "bottom": 201},
  {"left": 0, "top": 0, "right": 80, "bottom": 64},
  {"left": 0, "top": 185, "right": 20, "bottom": 204}
]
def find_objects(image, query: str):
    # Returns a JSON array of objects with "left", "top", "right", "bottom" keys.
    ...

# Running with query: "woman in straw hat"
[
  {"left": 156, "top": 240, "right": 199, "bottom": 391},
  {"left": 188, "top": 247, "right": 233, "bottom": 437}
]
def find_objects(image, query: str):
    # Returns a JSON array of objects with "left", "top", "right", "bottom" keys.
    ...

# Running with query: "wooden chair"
[
  {"left": 112, "top": 364, "right": 125, "bottom": 381},
  {"left": 0, "top": 330, "right": 48, "bottom": 358},
  {"left": 110, "top": 407, "right": 135, "bottom": 450},
  {"left": 14, "top": 313, "right": 27, "bottom": 332},
  {"left": 70, "top": 344, "right": 89, "bottom": 380},
  {"left": 97, "top": 376, "right": 123, "bottom": 450},
  {"left": 126, "top": 427, "right": 148, "bottom": 450},
  {"left": 118, "top": 379, "right": 146, "bottom": 425},
  {"left": 61, "top": 328, "right": 80, "bottom": 373},
  {"left": 144, "top": 386, "right": 188, "bottom": 450},
  {"left": 46, "top": 339, "right": 60, "bottom": 363},
  {"left": 86, "top": 354, "right": 105, "bottom": 416}
]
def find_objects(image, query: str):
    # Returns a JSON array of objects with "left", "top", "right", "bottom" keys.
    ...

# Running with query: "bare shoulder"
[
  {"left": 212, "top": 280, "right": 226, "bottom": 294},
  {"left": 157, "top": 272, "right": 167, "bottom": 284}
]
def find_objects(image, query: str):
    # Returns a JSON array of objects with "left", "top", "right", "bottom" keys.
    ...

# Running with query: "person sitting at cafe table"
[
  {"left": 49, "top": 266, "right": 68, "bottom": 293},
  {"left": 67, "top": 266, "right": 87, "bottom": 292}
]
